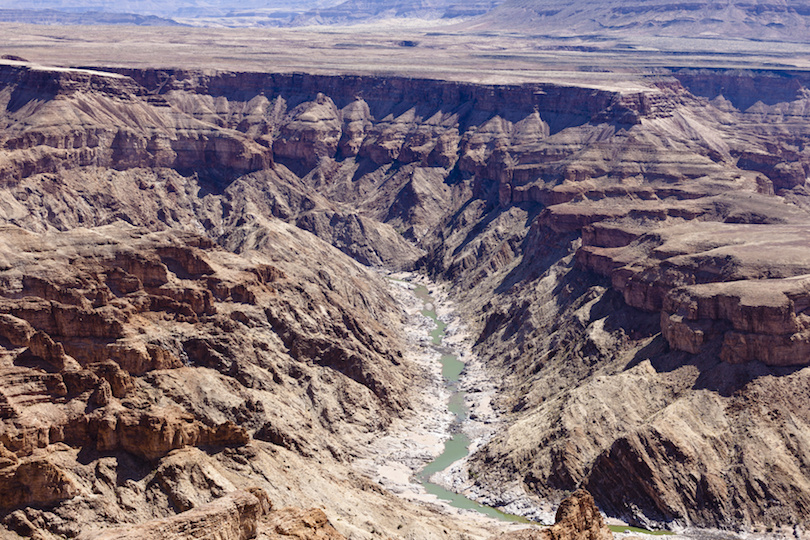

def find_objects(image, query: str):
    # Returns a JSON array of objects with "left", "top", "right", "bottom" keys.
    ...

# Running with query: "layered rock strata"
[
  {"left": 0, "top": 222, "right": 424, "bottom": 538},
  {"left": 2, "top": 61, "right": 810, "bottom": 535},
  {"left": 577, "top": 222, "right": 810, "bottom": 365},
  {"left": 78, "top": 488, "right": 272, "bottom": 540},
  {"left": 77, "top": 486, "right": 348, "bottom": 540}
]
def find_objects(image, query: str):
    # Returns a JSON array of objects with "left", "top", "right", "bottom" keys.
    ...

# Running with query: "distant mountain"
[
  {"left": 11, "top": 0, "right": 810, "bottom": 35},
  {"left": 0, "top": 1, "right": 339, "bottom": 18},
  {"left": 464, "top": 0, "right": 810, "bottom": 41},
  {"left": 0, "top": 0, "right": 502, "bottom": 26},
  {"left": 0, "top": 8, "right": 183, "bottom": 25},
  {"left": 296, "top": 0, "right": 502, "bottom": 24}
]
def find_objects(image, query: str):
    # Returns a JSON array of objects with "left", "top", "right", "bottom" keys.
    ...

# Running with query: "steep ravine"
[
  {"left": 410, "top": 282, "right": 554, "bottom": 524},
  {"left": 404, "top": 279, "right": 534, "bottom": 523}
]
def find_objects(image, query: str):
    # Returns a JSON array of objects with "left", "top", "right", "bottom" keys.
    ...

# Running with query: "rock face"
[
  {"left": 495, "top": 489, "right": 612, "bottom": 540},
  {"left": 4, "top": 60, "right": 810, "bottom": 537},
  {"left": 262, "top": 507, "right": 346, "bottom": 540},
  {"left": 0, "top": 221, "right": 417, "bottom": 537},
  {"left": 439, "top": 67, "right": 810, "bottom": 531},
  {"left": 0, "top": 452, "right": 80, "bottom": 510},
  {"left": 577, "top": 223, "right": 810, "bottom": 366},
  {"left": 77, "top": 487, "right": 346, "bottom": 540},
  {"left": 78, "top": 488, "right": 272, "bottom": 540}
]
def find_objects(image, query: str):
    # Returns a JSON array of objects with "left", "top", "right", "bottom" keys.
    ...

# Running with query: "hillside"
[
  {"left": 0, "top": 56, "right": 808, "bottom": 539},
  {"left": 0, "top": 9, "right": 182, "bottom": 25},
  {"left": 296, "top": 0, "right": 502, "bottom": 25}
]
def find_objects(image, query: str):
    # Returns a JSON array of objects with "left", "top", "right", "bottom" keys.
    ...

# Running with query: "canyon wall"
[{"left": 1, "top": 61, "right": 810, "bottom": 536}]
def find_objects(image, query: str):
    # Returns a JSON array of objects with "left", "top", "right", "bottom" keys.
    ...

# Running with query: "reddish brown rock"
[
  {"left": 77, "top": 488, "right": 271, "bottom": 540},
  {"left": 494, "top": 489, "right": 612, "bottom": 540},
  {"left": 338, "top": 99, "right": 371, "bottom": 157},
  {"left": 0, "top": 454, "right": 80, "bottom": 509},
  {"left": 0, "top": 442, "right": 18, "bottom": 468},
  {"left": 27, "top": 331, "right": 75, "bottom": 371},
  {"left": 0, "top": 219, "right": 414, "bottom": 537},
  {"left": 88, "top": 360, "right": 135, "bottom": 398},
  {"left": 273, "top": 94, "right": 342, "bottom": 166},
  {"left": 662, "top": 276, "right": 810, "bottom": 365},
  {"left": 83, "top": 408, "right": 248, "bottom": 461},
  {"left": 576, "top": 222, "right": 810, "bottom": 366},
  {"left": 264, "top": 507, "right": 347, "bottom": 540},
  {"left": 0, "top": 314, "right": 35, "bottom": 347}
]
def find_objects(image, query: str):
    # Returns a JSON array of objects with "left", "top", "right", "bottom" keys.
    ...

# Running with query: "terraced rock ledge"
[{"left": 1, "top": 60, "right": 810, "bottom": 538}]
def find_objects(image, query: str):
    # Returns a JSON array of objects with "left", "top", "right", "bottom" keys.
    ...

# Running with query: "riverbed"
[
  {"left": 352, "top": 272, "right": 552, "bottom": 530},
  {"left": 410, "top": 283, "right": 529, "bottom": 523},
  {"left": 352, "top": 272, "right": 695, "bottom": 539}
]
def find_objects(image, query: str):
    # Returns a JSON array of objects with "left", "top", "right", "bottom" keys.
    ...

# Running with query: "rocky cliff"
[
  {"left": 0, "top": 220, "right": 429, "bottom": 538},
  {"left": 2, "top": 61, "right": 810, "bottom": 537},
  {"left": 428, "top": 68, "right": 810, "bottom": 533},
  {"left": 77, "top": 488, "right": 273, "bottom": 540}
]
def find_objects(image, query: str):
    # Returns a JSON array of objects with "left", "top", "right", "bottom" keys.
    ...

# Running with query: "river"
[
  {"left": 411, "top": 284, "right": 528, "bottom": 523},
  {"left": 390, "top": 278, "right": 668, "bottom": 537}
]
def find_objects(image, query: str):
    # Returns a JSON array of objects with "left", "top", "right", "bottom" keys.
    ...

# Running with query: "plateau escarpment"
[
  {"left": 1, "top": 60, "right": 810, "bottom": 537},
  {"left": 429, "top": 72, "right": 810, "bottom": 533}
]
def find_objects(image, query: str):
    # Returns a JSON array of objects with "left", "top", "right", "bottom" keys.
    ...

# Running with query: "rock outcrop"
[
  {"left": 0, "top": 451, "right": 80, "bottom": 510},
  {"left": 78, "top": 488, "right": 272, "bottom": 540},
  {"left": 494, "top": 489, "right": 612, "bottom": 540},
  {"left": 577, "top": 222, "right": 810, "bottom": 366},
  {"left": 0, "top": 222, "right": 417, "bottom": 538},
  {"left": 262, "top": 507, "right": 346, "bottom": 540}
]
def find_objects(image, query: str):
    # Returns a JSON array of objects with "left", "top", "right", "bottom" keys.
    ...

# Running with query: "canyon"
[
  {"left": 1, "top": 22, "right": 810, "bottom": 539},
  {"left": 468, "top": 0, "right": 810, "bottom": 41}
]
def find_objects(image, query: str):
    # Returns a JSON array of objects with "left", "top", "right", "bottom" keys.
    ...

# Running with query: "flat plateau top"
[{"left": 3, "top": 21, "right": 810, "bottom": 88}]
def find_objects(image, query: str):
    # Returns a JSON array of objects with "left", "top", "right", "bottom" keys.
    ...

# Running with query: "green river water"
[
  {"left": 412, "top": 284, "right": 528, "bottom": 523},
  {"left": 408, "top": 282, "right": 669, "bottom": 534}
]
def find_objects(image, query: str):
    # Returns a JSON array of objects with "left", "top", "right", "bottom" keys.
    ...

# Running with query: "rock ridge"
[
  {"left": 76, "top": 488, "right": 275, "bottom": 540},
  {"left": 494, "top": 489, "right": 612, "bottom": 540}
]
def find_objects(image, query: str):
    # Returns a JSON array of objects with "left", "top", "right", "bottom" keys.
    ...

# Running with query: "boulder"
[{"left": 494, "top": 489, "right": 612, "bottom": 540}]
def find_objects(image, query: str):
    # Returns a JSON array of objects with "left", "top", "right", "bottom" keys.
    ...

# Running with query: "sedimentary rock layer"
[{"left": 2, "top": 60, "right": 810, "bottom": 535}]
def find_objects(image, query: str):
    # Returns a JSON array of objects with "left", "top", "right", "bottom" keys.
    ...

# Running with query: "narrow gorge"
[
  {"left": 405, "top": 279, "right": 526, "bottom": 523},
  {"left": 1, "top": 58, "right": 810, "bottom": 538}
]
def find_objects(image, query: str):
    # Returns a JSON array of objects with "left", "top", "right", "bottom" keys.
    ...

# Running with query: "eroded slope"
[{"left": 1, "top": 61, "right": 810, "bottom": 536}]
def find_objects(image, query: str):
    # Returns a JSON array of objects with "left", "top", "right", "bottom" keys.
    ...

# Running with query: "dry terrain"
[{"left": 0, "top": 15, "right": 810, "bottom": 540}]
